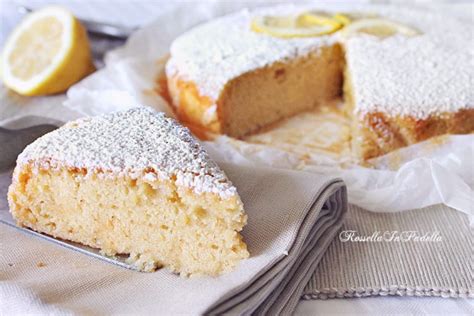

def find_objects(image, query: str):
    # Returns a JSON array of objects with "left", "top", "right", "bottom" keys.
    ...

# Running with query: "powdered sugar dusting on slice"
[{"left": 17, "top": 108, "right": 238, "bottom": 199}]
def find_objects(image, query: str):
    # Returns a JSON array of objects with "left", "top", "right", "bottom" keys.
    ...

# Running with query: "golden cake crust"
[
  {"left": 352, "top": 109, "right": 474, "bottom": 160},
  {"left": 167, "top": 75, "right": 222, "bottom": 138}
]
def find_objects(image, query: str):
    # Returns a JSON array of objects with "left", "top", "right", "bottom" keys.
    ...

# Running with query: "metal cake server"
[
  {"left": 0, "top": 124, "right": 57, "bottom": 172},
  {"left": 0, "top": 118, "right": 136, "bottom": 270},
  {"left": 18, "top": 5, "right": 138, "bottom": 39}
]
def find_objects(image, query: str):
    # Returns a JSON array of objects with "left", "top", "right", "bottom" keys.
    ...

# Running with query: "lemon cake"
[
  {"left": 8, "top": 108, "right": 248, "bottom": 276},
  {"left": 165, "top": 5, "right": 473, "bottom": 160}
]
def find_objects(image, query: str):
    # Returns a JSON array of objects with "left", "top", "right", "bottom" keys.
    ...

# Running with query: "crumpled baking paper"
[{"left": 59, "top": 2, "right": 473, "bottom": 223}]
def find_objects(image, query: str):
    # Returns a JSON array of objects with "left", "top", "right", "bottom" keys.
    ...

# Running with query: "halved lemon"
[
  {"left": 251, "top": 13, "right": 342, "bottom": 38},
  {"left": 340, "top": 18, "right": 420, "bottom": 38},
  {"left": 1, "top": 6, "right": 95, "bottom": 96}
]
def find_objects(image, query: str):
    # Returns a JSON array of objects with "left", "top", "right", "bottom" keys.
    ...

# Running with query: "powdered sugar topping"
[
  {"left": 167, "top": 5, "right": 473, "bottom": 119},
  {"left": 344, "top": 8, "right": 473, "bottom": 118},
  {"left": 17, "top": 108, "right": 238, "bottom": 198}
]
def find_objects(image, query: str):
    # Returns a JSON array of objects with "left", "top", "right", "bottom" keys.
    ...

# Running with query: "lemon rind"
[
  {"left": 340, "top": 18, "right": 420, "bottom": 38},
  {"left": 251, "top": 15, "right": 340, "bottom": 39}
]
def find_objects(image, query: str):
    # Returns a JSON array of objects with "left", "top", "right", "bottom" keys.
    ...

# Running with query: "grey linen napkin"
[{"left": 0, "top": 163, "right": 347, "bottom": 315}]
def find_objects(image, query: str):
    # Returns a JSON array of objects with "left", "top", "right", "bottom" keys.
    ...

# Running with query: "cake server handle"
[
  {"left": 18, "top": 5, "right": 138, "bottom": 39},
  {"left": 0, "top": 124, "right": 58, "bottom": 172}
]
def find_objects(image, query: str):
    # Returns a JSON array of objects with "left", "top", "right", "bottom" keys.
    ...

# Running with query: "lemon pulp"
[{"left": 8, "top": 17, "right": 64, "bottom": 80}]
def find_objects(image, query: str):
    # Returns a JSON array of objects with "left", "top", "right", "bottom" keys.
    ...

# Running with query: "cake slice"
[{"left": 8, "top": 108, "right": 248, "bottom": 275}]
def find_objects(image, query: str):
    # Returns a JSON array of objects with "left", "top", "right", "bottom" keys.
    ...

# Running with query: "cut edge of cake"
[{"left": 168, "top": 43, "right": 345, "bottom": 138}]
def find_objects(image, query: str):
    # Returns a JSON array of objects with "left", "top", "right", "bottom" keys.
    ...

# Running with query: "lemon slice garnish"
[
  {"left": 251, "top": 13, "right": 341, "bottom": 38},
  {"left": 333, "top": 12, "right": 379, "bottom": 25},
  {"left": 333, "top": 13, "right": 352, "bottom": 26},
  {"left": 297, "top": 11, "right": 342, "bottom": 29},
  {"left": 1, "top": 6, "right": 95, "bottom": 96},
  {"left": 340, "top": 18, "right": 420, "bottom": 38}
]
